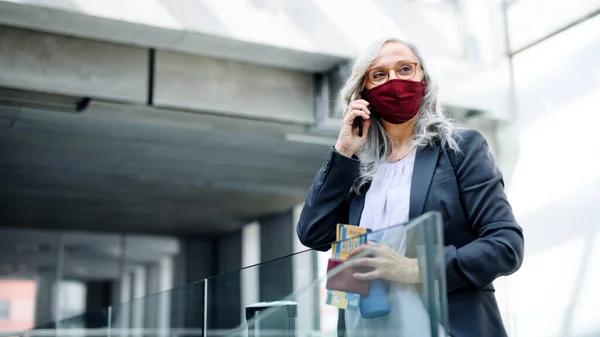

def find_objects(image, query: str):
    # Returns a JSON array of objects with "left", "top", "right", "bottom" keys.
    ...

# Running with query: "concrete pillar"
[
  {"left": 256, "top": 207, "right": 320, "bottom": 334},
  {"left": 120, "top": 273, "right": 132, "bottom": 306},
  {"left": 209, "top": 232, "right": 242, "bottom": 329},
  {"left": 259, "top": 210, "right": 295, "bottom": 302},
  {"left": 34, "top": 233, "right": 65, "bottom": 328},
  {"left": 111, "top": 279, "right": 121, "bottom": 307},
  {"left": 85, "top": 281, "right": 113, "bottom": 328},
  {"left": 144, "top": 263, "right": 160, "bottom": 330},
  {"left": 172, "top": 237, "right": 213, "bottom": 330},
  {"left": 131, "top": 267, "right": 146, "bottom": 336},
  {"left": 118, "top": 272, "right": 132, "bottom": 330},
  {"left": 241, "top": 221, "right": 261, "bottom": 322},
  {"left": 292, "top": 204, "right": 318, "bottom": 336},
  {"left": 53, "top": 233, "right": 65, "bottom": 324},
  {"left": 56, "top": 281, "right": 86, "bottom": 325},
  {"left": 34, "top": 272, "right": 56, "bottom": 328},
  {"left": 181, "top": 238, "right": 214, "bottom": 283},
  {"left": 157, "top": 257, "right": 173, "bottom": 337}
]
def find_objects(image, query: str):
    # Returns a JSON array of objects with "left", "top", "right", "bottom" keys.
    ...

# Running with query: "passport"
[
  {"left": 325, "top": 224, "right": 371, "bottom": 310},
  {"left": 325, "top": 258, "right": 371, "bottom": 296}
]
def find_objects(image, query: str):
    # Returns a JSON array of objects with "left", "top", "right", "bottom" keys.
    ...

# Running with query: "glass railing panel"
[
  {"left": 204, "top": 267, "right": 245, "bottom": 334},
  {"left": 14, "top": 211, "right": 447, "bottom": 337},
  {"left": 201, "top": 240, "right": 325, "bottom": 335},
  {"left": 55, "top": 307, "right": 110, "bottom": 331},
  {"left": 108, "top": 280, "right": 206, "bottom": 337},
  {"left": 0, "top": 332, "right": 25, "bottom": 337},
  {"left": 204, "top": 253, "right": 315, "bottom": 337},
  {"left": 205, "top": 211, "right": 447, "bottom": 337},
  {"left": 13, "top": 307, "right": 112, "bottom": 337}
]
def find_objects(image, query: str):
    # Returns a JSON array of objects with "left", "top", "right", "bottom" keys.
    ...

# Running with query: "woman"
[{"left": 296, "top": 37, "right": 524, "bottom": 337}]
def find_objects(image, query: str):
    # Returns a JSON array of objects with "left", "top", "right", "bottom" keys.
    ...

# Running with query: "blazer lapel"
[{"left": 409, "top": 145, "right": 440, "bottom": 219}]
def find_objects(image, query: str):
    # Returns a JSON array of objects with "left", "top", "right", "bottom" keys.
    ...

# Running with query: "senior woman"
[{"left": 296, "top": 37, "right": 524, "bottom": 337}]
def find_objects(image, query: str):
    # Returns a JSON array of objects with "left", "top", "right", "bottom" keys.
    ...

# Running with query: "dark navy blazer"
[{"left": 296, "top": 128, "right": 524, "bottom": 337}]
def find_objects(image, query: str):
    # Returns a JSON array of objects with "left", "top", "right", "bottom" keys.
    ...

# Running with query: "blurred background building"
[{"left": 0, "top": 0, "right": 598, "bottom": 336}]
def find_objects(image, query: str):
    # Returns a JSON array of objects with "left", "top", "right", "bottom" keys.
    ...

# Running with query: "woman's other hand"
[
  {"left": 347, "top": 242, "right": 420, "bottom": 284},
  {"left": 335, "top": 99, "right": 372, "bottom": 158}
]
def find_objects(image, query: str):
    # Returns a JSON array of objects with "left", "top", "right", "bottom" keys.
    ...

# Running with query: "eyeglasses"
[{"left": 366, "top": 61, "right": 420, "bottom": 85}]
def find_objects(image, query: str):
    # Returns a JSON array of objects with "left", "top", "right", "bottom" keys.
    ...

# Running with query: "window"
[{"left": 0, "top": 299, "right": 10, "bottom": 319}]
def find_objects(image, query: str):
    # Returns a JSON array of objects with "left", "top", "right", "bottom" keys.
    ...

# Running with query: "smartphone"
[
  {"left": 353, "top": 93, "right": 370, "bottom": 137},
  {"left": 353, "top": 116, "right": 364, "bottom": 137}
]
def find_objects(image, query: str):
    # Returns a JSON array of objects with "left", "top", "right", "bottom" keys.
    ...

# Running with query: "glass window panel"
[
  {"left": 507, "top": 0, "right": 600, "bottom": 52},
  {"left": 505, "top": 12, "right": 600, "bottom": 337}
]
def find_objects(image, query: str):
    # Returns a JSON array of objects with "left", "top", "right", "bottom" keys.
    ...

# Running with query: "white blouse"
[
  {"left": 359, "top": 151, "right": 415, "bottom": 235},
  {"left": 346, "top": 151, "right": 445, "bottom": 336}
]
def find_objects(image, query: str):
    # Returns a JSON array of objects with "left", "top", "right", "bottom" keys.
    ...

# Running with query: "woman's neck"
[{"left": 383, "top": 119, "right": 416, "bottom": 152}]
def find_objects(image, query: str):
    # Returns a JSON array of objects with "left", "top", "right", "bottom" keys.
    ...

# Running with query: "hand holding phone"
[
  {"left": 334, "top": 98, "right": 371, "bottom": 158},
  {"left": 353, "top": 114, "right": 364, "bottom": 137}
]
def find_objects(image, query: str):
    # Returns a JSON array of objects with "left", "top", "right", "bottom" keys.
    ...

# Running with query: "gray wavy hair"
[{"left": 338, "top": 37, "right": 460, "bottom": 194}]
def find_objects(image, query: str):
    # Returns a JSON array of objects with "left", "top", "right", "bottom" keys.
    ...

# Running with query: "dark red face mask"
[{"left": 364, "top": 79, "right": 425, "bottom": 124}]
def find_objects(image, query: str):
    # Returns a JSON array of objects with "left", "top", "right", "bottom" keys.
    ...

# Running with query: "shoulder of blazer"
[
  {"left": 438, "top": 128, "right": 487, "bottom": 222},
  {"left": 442, "top": 127, "right": 486, "bottom": 170}
]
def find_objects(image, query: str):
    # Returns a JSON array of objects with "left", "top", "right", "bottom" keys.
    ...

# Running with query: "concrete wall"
[
  {"left": 154, "top": 50, "right": 315, "bottom": 124},
  {"left": 0, "top": 26, "right": 317, "bottom": 125},
  {"left": 0, "top": 0, "right": 520, "bottom": 122},
  {"left": 0, "top": 26, "right": 147, "bottom": 103},
  {"left": 0, "top": 9, "right": 518, "bottom": 125},
  {"left": 0, "top": 0, "right": 467, "bottom": 69}
]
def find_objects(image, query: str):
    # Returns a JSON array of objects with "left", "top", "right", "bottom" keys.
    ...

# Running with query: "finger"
[
  {"left": 342, "top": 110, "right": 370, "bottom": 125},
  {"left": 351, "top": 99, "right": 370, "bottom": 107},
  {"left": 353, "top": 270, "right": 380, "bottom": 281},
  {"left": 348, "top": 102, "right": 371, "bottom": 116},
  {"left": 348, "top": 242, "right": 377, "bottom": 257},
  {"left": 345, "top": 257, "right": 378, "bottom": 269},
  {"left": 347, "top": 245, "right": 369, "bottom": 259},
  {"left": 349, "top": 242, "right": 377, "bottom": 255}
]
